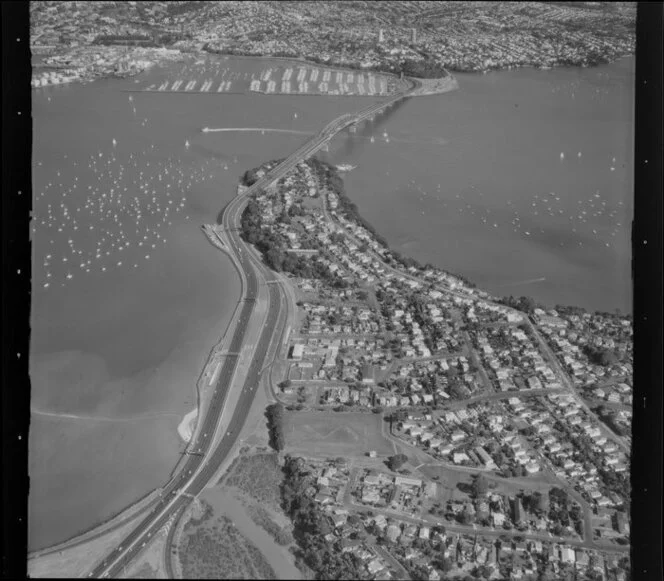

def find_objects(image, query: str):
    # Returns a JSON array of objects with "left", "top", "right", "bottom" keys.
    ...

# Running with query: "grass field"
[
  {"left": 283, "top": 411, "right": 394, "bottom": 458},
  {"left": 125, "top": 563, "right": 158, "bottom": 579},
  {"left": 179, "top": 514, "right": 276, "bottom": 580},
  {"left": 420, "top": 465, "right": 555, "bottom": 502}
]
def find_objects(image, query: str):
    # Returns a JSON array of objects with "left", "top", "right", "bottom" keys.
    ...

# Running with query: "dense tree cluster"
[
  {"left": 396, "top": 58, "right": 450, "bottom": 79},
  {"left": 583, "top": 344, "right": 618, "bottom": 366},
  {"left": 266, "top": 403, "right": 286, "bottom": 451},
  {"left": 239, "top": 197, "right": 348, "bottom": 286},
  {"left": 280, "top": 456, "right": 364, "bottom": 580},
  {"left": 499, "top": 295, "right": 539, "bottom": 314}
]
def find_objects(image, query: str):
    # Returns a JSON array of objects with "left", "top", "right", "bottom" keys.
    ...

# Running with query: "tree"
[
  {"left": 472, "top": 474, "right": 489, "bottom": 499},
  {"left": 439, "top": 558, "right": 454, "bottom": 573},
  {"left": 583, "top": 345, "right": 618, "bottom": 366},
  {"left": 387, "top": 454, "right": 409, "bottom": 471}
]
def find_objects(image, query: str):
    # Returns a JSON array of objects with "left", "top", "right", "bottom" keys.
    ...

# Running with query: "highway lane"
[
  {"left": 100, "top": 262, "right": 281, "bottom": 578},
  {"left": 92, "top": 168, "right": 284, "bottom": 577},
  {"left": 90, "top": 87, "right": 414, "bottom": 578},
  {"left": 90, "top": 208, "right": 260, "bottom": 577}
]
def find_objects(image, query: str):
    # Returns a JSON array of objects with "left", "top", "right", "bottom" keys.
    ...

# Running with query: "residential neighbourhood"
[
  {"left": 281, "top": 455, "right": 631, "bottom": 581},
  {"left": 30, "top": 2, "right": 635, "bottom": 87},
  {"left": 237, "top": 151, "right": 632, "bottom": 579}
]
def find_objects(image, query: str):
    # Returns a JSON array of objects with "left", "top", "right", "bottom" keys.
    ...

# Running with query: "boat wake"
[
  {"left": 499, "top": 277, "right": 547, "bottom": 287},
  {"left": 201, "top": 127, "right": 313, "bottom": 136}
]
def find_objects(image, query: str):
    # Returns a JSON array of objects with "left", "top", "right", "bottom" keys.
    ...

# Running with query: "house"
[
  {"left": 386, "top": 524, "right": 401, "bottom": 542},
  {"left": 453, "top": 452, "right": 470, "bottom": 464},
  {"left": 512, "top": 497, "right": 524, "bottom": 524},
  {"left": 451, "top": 430, "right": 466, "bottom": 442},
  {"left": 371, "top": 514, "right": 387, "bottom": 530},
  {"left": 367, "top": 559, "right": 385, "bottom": 574},
  {"left": 614, "top": 511, "right": 630, "bottom": 534},
  {"left": 575, "top": 550, "right": 589, "bottom": 568},
  {"left": 290, "top": 344, "right": 304, "bottom": 359},
  {"left": 394, "top": 475, "right": 422, "bottom": 489},
  {"left": 361, "top": 364, "right": 376, "bottom": 384}
]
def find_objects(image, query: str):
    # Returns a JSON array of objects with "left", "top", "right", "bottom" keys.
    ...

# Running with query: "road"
[{"left": 87, "top": 86, "right": 416, "bottom": 578}]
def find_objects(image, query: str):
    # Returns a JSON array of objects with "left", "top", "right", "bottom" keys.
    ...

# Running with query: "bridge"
[
  {"left": 238, "top": 83, "right": 416, "bottom": 197},
  {"left": 82, "top": 79, "right": 419, "bottom": 580}
]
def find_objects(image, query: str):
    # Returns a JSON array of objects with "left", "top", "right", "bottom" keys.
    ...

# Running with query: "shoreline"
[{"left": 28, "top": 52, "right": 630, "bottom": 561}]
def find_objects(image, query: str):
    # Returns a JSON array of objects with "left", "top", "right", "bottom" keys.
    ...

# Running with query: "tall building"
[
  {"left": 378, "top": 28, "right": 384, "bottom": 43},
  {"left": 411, "top": 28, "right": 417, "bottom": 43}
]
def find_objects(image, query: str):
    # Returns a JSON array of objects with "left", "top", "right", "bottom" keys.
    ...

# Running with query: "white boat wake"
[
  {"left": 201, "top": 127, "right": 313, "bottom": 136},
  {"left": 499, "top": 277, "right": 547, "bottom": 287}
]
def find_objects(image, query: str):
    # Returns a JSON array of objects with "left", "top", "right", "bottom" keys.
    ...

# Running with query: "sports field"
[{"left": 283, "top": 411, "right": 394, "bottom": 458}]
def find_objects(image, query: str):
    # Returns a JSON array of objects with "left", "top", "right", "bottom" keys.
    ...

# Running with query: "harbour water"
[
  {"left": 29, "top": 55, "right": 632, "bottom": 550},
  {"left": 329, "top": 57, "right": 634, "bottom": 313}
]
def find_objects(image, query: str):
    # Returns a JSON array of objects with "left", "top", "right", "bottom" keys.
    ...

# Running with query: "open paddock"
[
  {"left": 283, "top": 411, "right": 394, "bottom": 458},
  {"left": 420, "top": 464, "right": 555, "bottom": 501}
]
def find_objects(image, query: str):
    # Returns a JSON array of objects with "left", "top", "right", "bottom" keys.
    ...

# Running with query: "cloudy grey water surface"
[
  {"left": 328, "top": 57, "right": 634, "bottom": 313},
  {"left": 29, "top": 56, "right": 377, "bottom": 551}
]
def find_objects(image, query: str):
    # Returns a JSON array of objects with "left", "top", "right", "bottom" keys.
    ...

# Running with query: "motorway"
[{"left": 87, "top": 87, "right": 415, "bottom": 578}]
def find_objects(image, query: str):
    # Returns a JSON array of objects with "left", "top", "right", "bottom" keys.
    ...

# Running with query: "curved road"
[{"left": 87, "top": 86, "right": 416, "bottom": 578}]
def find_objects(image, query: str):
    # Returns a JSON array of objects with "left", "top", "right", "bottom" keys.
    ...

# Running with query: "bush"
[
  {"left": 266, "top": 403, "right": 286, "bottom": 451},
  {"left": 387, "top": 454, "right": 408, "bottom": 471}
]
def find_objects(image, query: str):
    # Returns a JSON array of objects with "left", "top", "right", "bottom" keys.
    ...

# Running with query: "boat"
[
  {"left": 185, "top": 140, "right": 190, "bottom": 149},
  {"left": 336, "top": 164, "right": 356, "bottom": 172},
  {"left": 201, "top": 127, "right": 210, "bottom": 133}
]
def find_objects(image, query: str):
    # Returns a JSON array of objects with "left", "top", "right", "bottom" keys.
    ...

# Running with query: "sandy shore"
[{"left": 177, "top": 408, "right": 198, "bottom": 443}]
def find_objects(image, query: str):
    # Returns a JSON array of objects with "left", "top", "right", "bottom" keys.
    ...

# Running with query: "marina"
[{"left": 136, "top": 56, "right": 396, "bottom": 97}]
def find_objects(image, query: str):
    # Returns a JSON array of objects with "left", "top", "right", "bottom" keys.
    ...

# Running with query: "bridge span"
[{"left": 83, "top": 80, "right": 419, "bottom": 580}]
